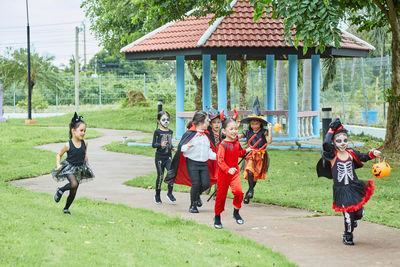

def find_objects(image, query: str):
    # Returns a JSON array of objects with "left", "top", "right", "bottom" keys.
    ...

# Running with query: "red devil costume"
[
  {"left": 165, "top": 123, "right": 217, "bottom": 213},
  {"left": 316, "top": 118, "right": 377, "bottom": 245}
]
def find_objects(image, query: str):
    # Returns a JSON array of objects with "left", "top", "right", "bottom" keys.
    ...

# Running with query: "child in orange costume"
[
  {"left": 214, "top": 115, "right": 252, "bottom": 229},
  {"left": 238, "top": 97, "right": 272, "bottom": 204}
]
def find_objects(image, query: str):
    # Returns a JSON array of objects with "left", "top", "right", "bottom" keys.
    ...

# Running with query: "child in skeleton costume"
[
  {"left": 205, "top": 106, "right": 221, "bottom": 195},
  {"left": 152, "top": 111, "right": 177, "bottom": 204},
  {"left": 214, "top": 111, "right": 252, "bottom": 229},
  {"left": 52, "top": 112, "right": 95, "bottom": 215},
  {"left": 165, "top": 111, "right": 217, "bottom": 213},
  {"left": 238, "top": 97, "right": 272, "bottom": 204},
  {"left": 316, "top": 118, "right": 381, "bottom": 245}
]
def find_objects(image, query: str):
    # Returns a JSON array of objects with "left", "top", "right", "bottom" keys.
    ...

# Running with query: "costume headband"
[
  {"left": 71, "top": 112, "right": 83, "bottom": 126},
  {"left": 219, "top": 109, "right": 238, "bottom": 122}
]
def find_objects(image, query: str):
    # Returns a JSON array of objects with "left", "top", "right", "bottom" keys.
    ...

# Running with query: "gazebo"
[{"left": 121, "top": 0, "right": 374, "bottom": 140}]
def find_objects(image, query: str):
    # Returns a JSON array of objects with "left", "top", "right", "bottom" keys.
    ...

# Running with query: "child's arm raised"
[
  {"left": 265, "top": 123, "right": 272, "bottom": 144},
  {"left": 56, "top": 142, "right": 69, "bottom": 170}
]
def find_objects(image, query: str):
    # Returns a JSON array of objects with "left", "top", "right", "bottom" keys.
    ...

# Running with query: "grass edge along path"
[
  {"left": 106, "top": 141, "right": 400, "bottom": 229},
  {"left": 1, "top": 123, "right": 295, "bottom": 266}
]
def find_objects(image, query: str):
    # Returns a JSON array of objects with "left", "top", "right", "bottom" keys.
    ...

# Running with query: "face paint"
[
  {"left": 160, "top": 114, "right": 170, "bottom": 128},
  {"left": 334, "top": 133, "right": 348, "bottom": 151}
]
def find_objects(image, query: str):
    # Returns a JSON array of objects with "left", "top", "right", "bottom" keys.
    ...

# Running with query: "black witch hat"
[
  {"left": 206, "top": 106, "right": 220, "bottom": 121},
  {"left": 240, "top": 97, "right": 268, "bottom": 126}
]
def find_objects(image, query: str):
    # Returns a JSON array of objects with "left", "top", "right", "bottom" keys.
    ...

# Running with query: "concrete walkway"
[{"left": 12, "top": 128, "right": 400, "bottom": 267}]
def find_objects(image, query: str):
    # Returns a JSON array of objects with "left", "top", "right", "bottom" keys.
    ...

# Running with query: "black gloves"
[{"left": 329, "top": 118, "right": 342, "bottom": 131}]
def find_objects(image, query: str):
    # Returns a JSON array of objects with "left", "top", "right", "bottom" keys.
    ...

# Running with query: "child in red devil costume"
[
  {"left": 214, "top": 110, "right": 252, "bottom": 229},
  {"left": 317, "top": 118, "right": 381, "bottom": 245},
  {"left": 165, "top": 110, "right": 217, "bottom": 213}
]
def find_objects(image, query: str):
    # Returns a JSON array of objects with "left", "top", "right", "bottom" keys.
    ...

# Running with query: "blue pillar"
[
  {"left": 311, "top": 55, "right": 321, "bottom": 137},
  {"left": 266, "top": 54, "right": 275, "bottom": 123},
  {"left": 202, "top": 54, "right": 211, "bottom": 110},
  {"left": 176, "top": 56, "right": 185, "bottom": 139},
  {"left": 217, "top": 54, "right": 227, "bottom": 112},
  {"left": 288, "top": 55, "right": 298, "bottom": 139}
]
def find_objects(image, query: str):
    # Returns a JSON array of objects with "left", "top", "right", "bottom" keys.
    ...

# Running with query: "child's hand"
[
  {"left": 161, "top": 141, "right": 167, "bottom": 147},
  {"left": 267, "top": 122, "right": 272, "bottom": 130},
  {"left": 57, "top": 164, "right": 62, "bottom": 171},
  {"left": 372, "top": 149, "right": 382, "bottom": 157},
  {"left": 246, "top": 147, "right": 253, "bottom": 153},
  {"left": 228, "top": 168, "right": 237, "bottom": 175},
  {"left": 187, "top": 144, "right": 194, "bottom": 149},
  {"left": 172, "top": 148, "right": 177, "bottom": 152}
]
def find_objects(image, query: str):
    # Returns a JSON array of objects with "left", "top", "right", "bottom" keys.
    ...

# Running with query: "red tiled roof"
[{"left": 121, "top": 0, "right": 372, "bottom": 54}]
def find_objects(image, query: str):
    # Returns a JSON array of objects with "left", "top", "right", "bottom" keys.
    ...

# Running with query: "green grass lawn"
[
  {"left": 119, "top": 143, "right": 400, "bottom": 229},
  {"left": 1, "top": 117, "right": 295, "bottom": 266}
]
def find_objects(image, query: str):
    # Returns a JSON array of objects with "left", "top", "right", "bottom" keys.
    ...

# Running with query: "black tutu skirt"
[
  {"left": 332, "top": 179, "right": 374, "bottom": 213},
  {"left": 51, "top": 160, "right": 95, "bottom": 183}
]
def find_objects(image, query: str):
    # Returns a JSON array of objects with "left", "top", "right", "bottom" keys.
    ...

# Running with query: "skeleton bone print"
[{"left": 337, "top": 161, "right": 354, "bottom": 185}]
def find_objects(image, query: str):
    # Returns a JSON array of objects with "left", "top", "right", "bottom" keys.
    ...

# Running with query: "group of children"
[{"left": 50, "top": 101, "right": 381, "bottom": 245}]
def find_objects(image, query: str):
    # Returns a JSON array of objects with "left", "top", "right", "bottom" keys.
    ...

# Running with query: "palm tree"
[{"left": 11, "top": 48, "right": 61, "bottom": 103}]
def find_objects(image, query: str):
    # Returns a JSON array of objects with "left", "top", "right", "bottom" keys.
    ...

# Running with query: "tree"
[
  {"left": 150, "top": 0, "right": 399, "bottom": 151},
  {"left": 9, "top": 48, "right": 61, "bottom": 111}
]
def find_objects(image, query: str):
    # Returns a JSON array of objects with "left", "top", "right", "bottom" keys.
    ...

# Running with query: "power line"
[{"left": 0, "top": 21, "right": 83, "bottom": 30}]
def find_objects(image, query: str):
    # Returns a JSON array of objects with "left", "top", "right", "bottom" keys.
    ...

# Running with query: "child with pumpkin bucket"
[
  {"left": 316, "top": 118, "right": 381, "bottom": 245},
  {"left": 238, "top": 97, "right": 272, "bottom": 204}
]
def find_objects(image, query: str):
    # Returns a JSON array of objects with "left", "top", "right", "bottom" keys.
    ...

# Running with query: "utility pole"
[
  {"left": 82, "top": 21, "right": 87, "bottom": 77},
  {"left": 25, "top": 0, "right": 32, "bottom": 121},
  {"left": 75, "top": 26, "right": 80, "bottom": 112}
]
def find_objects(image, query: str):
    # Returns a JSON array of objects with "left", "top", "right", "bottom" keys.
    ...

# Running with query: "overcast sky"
[{"left": 0, "top": 0, "right": 103, "bottom": 67}]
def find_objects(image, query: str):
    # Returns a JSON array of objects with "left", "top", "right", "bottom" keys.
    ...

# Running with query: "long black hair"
[{"left": 186, "top": 110, "right": 208, "bottom": 129}]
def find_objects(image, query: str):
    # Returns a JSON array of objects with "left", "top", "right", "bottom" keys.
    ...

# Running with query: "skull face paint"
[
  {"left": 160, "top": 114, "right": 170, "bottom": 128},
  {"left": 333, "top": 133, "right": 348, "bottom": 151}
]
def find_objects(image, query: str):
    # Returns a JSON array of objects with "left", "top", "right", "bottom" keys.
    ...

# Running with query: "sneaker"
[
  {"left": 63, "top": 209, "right": 71, "bottom": 215},
  {"left": 166, "top": 193, "right": 176, "bottom": 203},
  {"left": 214, "top": 215, "right": 223, "bottom": 229},
  {"left": 342, "top": 233, "right": 354, "bottom": 246},
  {"left": 233, "top": 210, "right": 244, "bottom": 224},
  {"left": 197, "top": 197, "right": 203, "bottom": 207},
  {"left": 54, "top": 188, "right": 63, "bottom": 203},
  {"left": 154, "top": 195, "right": 162, "bottom": 204},
  {"left": 189, "top": 205, "right": 199, "bottom": 213}
]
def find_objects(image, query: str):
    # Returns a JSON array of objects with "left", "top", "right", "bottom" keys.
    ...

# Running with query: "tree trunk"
[
  {"left": 239, "top": 59, "right": 247, "bottom": 110},
  {"left": 383, "top": 21, "right": 400, "bottom": 152},
  {"left": 211, "top": 62, "right": 218, "bottom": 108},
  {"left": 187, "top": 61, "right": 203, "bottom": 110},
  {"left": 227, "top": 76, "right": 231, "bottom": 110},
  {"left": 275, "top": 60, "right": 286, "bottom": 110},
  {"left": 301, "top": 59, "right": 311, "bottom": 111}
]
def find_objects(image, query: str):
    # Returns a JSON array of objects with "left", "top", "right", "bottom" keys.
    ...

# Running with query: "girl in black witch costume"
[
  {"left": 152, "top": 111, "right": 177, "bottom": 204},
  {"left": 316, "top": 118, "right": 381, "bottom": 245},
  {"left": 52, "top": 112, "right": 95, "bottom": 215},
  {"left": 165, "top": 110, "right": 217, "bottom": 213},
  {"left": 238, "top": 97, "right": 272, "bottom": 204}
]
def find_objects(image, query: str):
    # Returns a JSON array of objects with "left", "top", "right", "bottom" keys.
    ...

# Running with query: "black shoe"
[
  {"left": 54, "top": 188, "right": 63, "bottom": 203},
  {"left": 342, "top": 233, "right": 354, "bottom": 245},
  {"left": 166, "top": 193, "right": 176, "bottom": 203},
  {"left": 189, "top": 205, "right": 199, "bottom": 213},
  {"left": 154, "top": 195, "right": 162, "bottom": 204},
  {"left": 63, "top": 209, "right": 71, "bottom": 215},
  {"left": 214, "top": 215, "right": 223, "bottom": 229},
  {"left": 197, "top": 197, "right": 203, "bottom": 207},
  {"left": 243, "top": 190, "right": 253, "bottom": 204},
  {"left": 353, "top": 220, "right": 358, "bottom": 228},
  {"left": 233, "top": 210, "right": 244, "bottom": 224}
]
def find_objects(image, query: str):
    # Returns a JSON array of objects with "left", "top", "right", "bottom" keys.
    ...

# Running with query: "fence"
[{"left": 2, "top": 57, "right": 391, "bottom": 127}]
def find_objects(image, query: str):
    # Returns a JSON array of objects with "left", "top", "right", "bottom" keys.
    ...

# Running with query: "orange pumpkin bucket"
[
  {"left": 372, "top": 158, "right": 391, "bottom": 178},
  {"left": 273, "top": 123, "right": 282, "bottom": 133}
]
